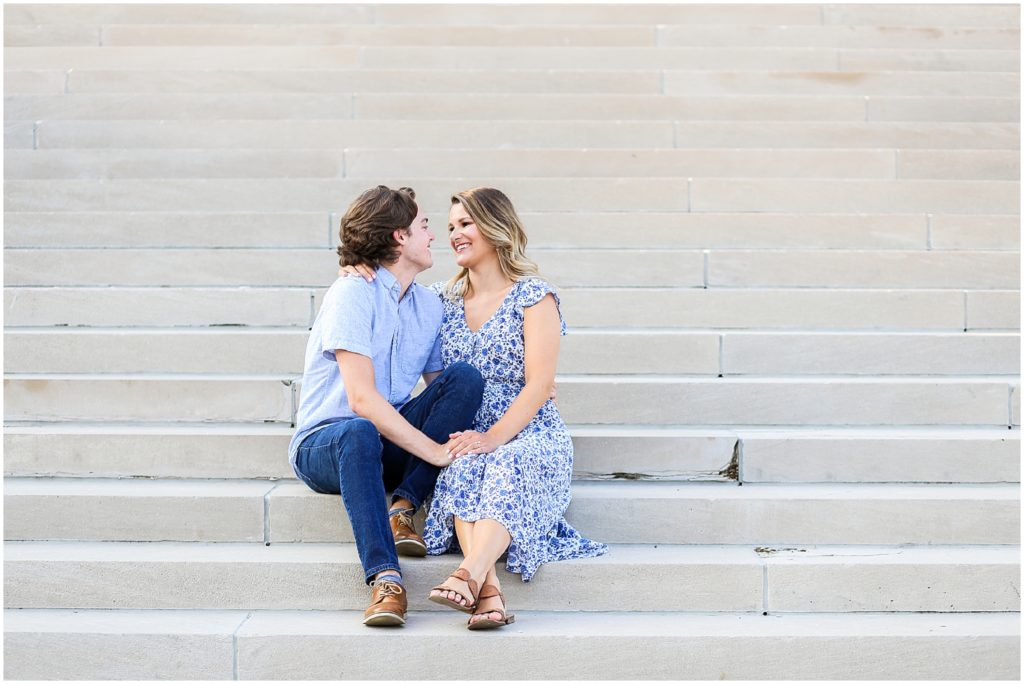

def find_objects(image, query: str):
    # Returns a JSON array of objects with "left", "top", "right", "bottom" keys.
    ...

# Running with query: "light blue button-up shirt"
[{"left": 288, "top": 268, "right": 443, "bottom": 468}]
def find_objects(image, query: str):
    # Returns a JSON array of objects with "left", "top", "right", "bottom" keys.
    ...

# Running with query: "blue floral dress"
[{"left": 422, "top": 278, "right": 608, "bottom": 580}]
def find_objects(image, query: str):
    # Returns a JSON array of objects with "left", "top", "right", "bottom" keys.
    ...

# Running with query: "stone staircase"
[{"left": 3, "top": 3, "right": 1020, "bottom": 679}]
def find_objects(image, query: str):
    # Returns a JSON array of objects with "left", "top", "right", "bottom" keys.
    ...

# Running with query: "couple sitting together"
[{"left": 287, "top": 185, "right": 607, "bottom": 629}]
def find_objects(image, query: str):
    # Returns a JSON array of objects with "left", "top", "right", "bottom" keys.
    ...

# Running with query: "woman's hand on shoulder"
[{"left": 339, "top": 263, "right": 376, "bottom": 283}]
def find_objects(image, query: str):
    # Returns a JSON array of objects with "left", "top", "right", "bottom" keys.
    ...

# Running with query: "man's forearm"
[{"left": 350, "top": 390, "right": 446, "bottom": 465}]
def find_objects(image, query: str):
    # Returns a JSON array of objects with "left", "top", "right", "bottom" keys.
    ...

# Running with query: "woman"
[{"left": 345, "top": 187, "right": 607, "bottom": 629}]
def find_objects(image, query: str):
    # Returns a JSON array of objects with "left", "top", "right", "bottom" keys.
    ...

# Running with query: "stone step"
[
  {"left": 6, "top": 177, "right": 1020, "bottom": 214},
  {"left": 5, "top": 373, "right": 1018, "bottom": 427},
  {"left": 657, "top": 24, "right": 1020, "bottom": 50},
  {"left": 78, "top": 23, "right": 1024, "bottom": 50},
  {"left": 12, "top": 44, "right": 1019, "bottom": 73},
  {"left": 9, "top": 93, "right": 1019, "bottom": 123},
  {"left": 4, "top": 423, "right": 1018, "bottom": 484},
  {"left": 5, "top": 608, "right": 1017, "bottom": 680},
  {"left": 554, "top": 375, "right": 1018, "bottom": 428},
  {"left": 675, "top": 121, "right": 1020, "bottom": 150},
  {"left": 3, "top": 374, "right": 297, "bottom": 423},
  {"left": 21, "top": 148, "right": 1020, "bottom": 181},
  {"left": 5, "top": 541, "right": 1018, "bottom": 613},
  {"left": 7, "top": 45, "right": 1021, "bottom": 72},
  {"left": 0, "top": 423, "right": 738, "bottom": 483},
  {"left": 3, "top": 120, "right": 34, "bottom": 149},
  {"left": 362, "top": 46, "right": 1022, "bottom": 72},
  {"left": 274, "top": 480, "right": 1021, "bottom": 545},
  {"left": 664, "top": 70, "right": 1017, "bottom": 97},
  {"left": 344, "top": 148, "right": 1018, "bottom": 181},
  {"left": 39, "top": 67, "right": 1014, "bottom": 99},
  {"left": 30, "top": 120, "right": 1020, "bottom": 150},
  {"left": 59, "top": 68, "right": 675, "bottom": 96},
  {"left": 6, "top": 211, "right": 1017, "bottom": 251},
  {"left": 4, "top": 328, "right": 1019, "bottom": 376},
  {"left": 7, "top": 286, "right": 1018, "bottom": 330},
  {"left": 5, "top": 478, "right": 1018, "bottom": 545},
  {"left": 6, "top": 248, "right": 1019, "bottom": 289}
]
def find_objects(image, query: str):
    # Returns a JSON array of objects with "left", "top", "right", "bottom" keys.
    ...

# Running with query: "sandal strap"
[
  {"left": 477, "top": 584, "right": 504, "bottom": 601},
  {"left": 472, "top": 584, "right": 508, "bottom": 619},
  {"left": 430, "top": 567, "right": 478, "bottom": 603}
]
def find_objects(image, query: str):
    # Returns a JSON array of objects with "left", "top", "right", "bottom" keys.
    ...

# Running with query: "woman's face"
[{"left": 448, "top": 202, "right": 496, "bottom": 269}]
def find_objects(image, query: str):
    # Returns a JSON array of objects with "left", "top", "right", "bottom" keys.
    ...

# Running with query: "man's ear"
[{"left": 393, "top": 228, "right": 407, "bottom": 245}]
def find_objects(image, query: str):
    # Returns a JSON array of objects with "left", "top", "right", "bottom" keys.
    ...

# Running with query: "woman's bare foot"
[
  {"left": 468, "top": 583, "right": 506, "bottom": 625},
  {"left": 429, "top": 569, "right": 477, "bottom": 608}
]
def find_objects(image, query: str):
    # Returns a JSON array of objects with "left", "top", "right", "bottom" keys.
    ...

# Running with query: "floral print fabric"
[{"left": 423, "top": 278, "right": 608, "bottom": 580}]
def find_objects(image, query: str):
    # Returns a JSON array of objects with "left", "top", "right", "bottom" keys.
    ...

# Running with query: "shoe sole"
[
  {"left": 395, "top": 538, "right": 427, "bottom": 557},
  {"left": 363, "top": 612, "right": 406, "bottom": 627},
  {"left": 467, "top": 614, "right": 516, "bottom": 630}
]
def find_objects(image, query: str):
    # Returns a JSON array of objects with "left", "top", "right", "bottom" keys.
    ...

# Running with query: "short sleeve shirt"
[{"left": 288, "top": 267, "right": 443, "bottom": 467}]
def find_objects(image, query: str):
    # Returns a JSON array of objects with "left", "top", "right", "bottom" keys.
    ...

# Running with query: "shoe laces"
[
  {"left": 374, "top": 580, "right": 404, "bottom": 601},
  {"left": 394, "top": 510, "right": 415, "bottom": 531}
]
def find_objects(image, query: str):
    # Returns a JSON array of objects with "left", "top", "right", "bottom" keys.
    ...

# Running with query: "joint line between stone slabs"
[
  {"left": 762, "top": 562, "right": 769, "bottom": 615},
  {"left": 264, "top": 482, "right": 282, "bottom": 545},
  {"left": 233, "top": 611, "right": 254, "bottom": 680},
  {"left": 962, "top": 290, "right": 968, "bottom": 332}
]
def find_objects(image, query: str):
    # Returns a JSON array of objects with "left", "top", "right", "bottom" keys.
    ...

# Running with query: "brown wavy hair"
[{"left": 336, "top": 185, "right": 417, "bottom": 268}]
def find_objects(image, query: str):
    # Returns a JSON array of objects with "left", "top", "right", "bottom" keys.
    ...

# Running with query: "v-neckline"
[{"left": 461, "top": 281, "right": 517, "bottom": 335}]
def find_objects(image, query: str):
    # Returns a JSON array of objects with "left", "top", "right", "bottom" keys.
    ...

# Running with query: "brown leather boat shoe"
[
  {"left": 390, "top": 508, "right": 427, "bottom": 557},
  {"left": 363, "top": 578, "right": 407, "bottom": 627}
]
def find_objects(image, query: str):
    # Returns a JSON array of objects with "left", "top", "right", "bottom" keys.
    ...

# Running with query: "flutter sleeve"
[{"left": 515, "top": 278, "right": 567, "bottom": 337}]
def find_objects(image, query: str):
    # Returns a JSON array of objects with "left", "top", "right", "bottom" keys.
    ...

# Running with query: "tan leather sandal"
[
  {"left": 467, "top": 584, "right": 515, "bottom": 630},
  {"left": 428, "top": 567, "right": 478, "bottom": 613}
]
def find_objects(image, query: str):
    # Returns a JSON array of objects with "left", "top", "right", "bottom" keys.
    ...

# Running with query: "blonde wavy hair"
[{"left": 446, "top": 187, "right": 540, "bottom": 297}]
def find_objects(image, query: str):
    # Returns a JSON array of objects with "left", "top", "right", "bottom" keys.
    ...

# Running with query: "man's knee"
[
  {"left": 342, "top": 418, "right": 383, "bottom": 457},
  {"left": 443, "top": 361, "right": 484, "bottom": 398}
]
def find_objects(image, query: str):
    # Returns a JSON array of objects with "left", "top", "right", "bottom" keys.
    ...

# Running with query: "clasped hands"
[{"left": 439, "top": 429, "right": 502, "bottom": 463}]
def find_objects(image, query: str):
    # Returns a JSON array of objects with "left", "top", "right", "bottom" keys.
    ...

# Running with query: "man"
[{"left": 288, "top": 185, "right": 484, "bottom": 627}]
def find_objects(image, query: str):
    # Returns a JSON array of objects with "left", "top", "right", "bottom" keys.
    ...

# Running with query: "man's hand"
[{"left": 339, "top": 263, "right": 376, "bottom": 282}]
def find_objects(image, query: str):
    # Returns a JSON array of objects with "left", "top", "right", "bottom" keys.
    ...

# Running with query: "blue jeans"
[{"left": 293, "top": 362, "right": 484, "bottom": 584}]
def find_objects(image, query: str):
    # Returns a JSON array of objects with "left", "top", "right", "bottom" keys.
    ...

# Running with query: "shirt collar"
[{"left": 374, "top": 266, "right": 411, "bottom": 302}]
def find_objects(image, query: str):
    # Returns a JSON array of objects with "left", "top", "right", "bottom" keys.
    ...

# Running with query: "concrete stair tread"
[
  {"left": 4, "top": 608, "right": 1018, "bottom": 680},
  {"left": 7, "top": 606, "right": 1018, "bottom": 637},
  {"left": 6, "top": 540, "right": 1018, "bottom": 565},
  {"left": 7, "top": 539, "right": 1018, "bottom": 614},
  {"left": 6, "top": 420, "right": 1020, "bottom": 438},
  {"left": 8, "top": 476, "right": 1017, "bottom": 500}
]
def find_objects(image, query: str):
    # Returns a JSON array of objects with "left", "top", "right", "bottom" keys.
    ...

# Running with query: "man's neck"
[{"left": 381, "top": 262, "right": 417, "bottom": 300}]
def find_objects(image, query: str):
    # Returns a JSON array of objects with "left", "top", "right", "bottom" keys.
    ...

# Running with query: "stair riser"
[
  {"left": 25, "top": 120, "right": 1021, "bottom": 150},
  {"left": 9, "top": 287, "right": 1017, "bottom": 330},
  {"left": 7, "top": 330, "right": 1019, "bottom": 376},
  {"left": 4, "top": 377, "right": 295, "bottom": 423},
  {"left": 6, "top": 556, "right": 1017, "bottom": 613},
  {"left": 6, "top": 431, "right": 1018, "bottom": 483},
  {"left": 3, "top": 557, "right": 764, "bottom": 612},
  {"left": 5, "top": 376, "right": 1016, "bottom": 427},
  {"left": 9, "top": 94, "right": 1019, "bottom": 123},
  {"left": 5, "top": 484, "right": 1018, "bottom": 545}
]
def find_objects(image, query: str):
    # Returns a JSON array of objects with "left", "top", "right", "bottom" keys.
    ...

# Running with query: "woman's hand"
[
  {"left": 446, "top": 429, "right": 503, "bottom": 458},
  {"left": 339, "top": 263, "right": 376, "bottom": 282}
]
